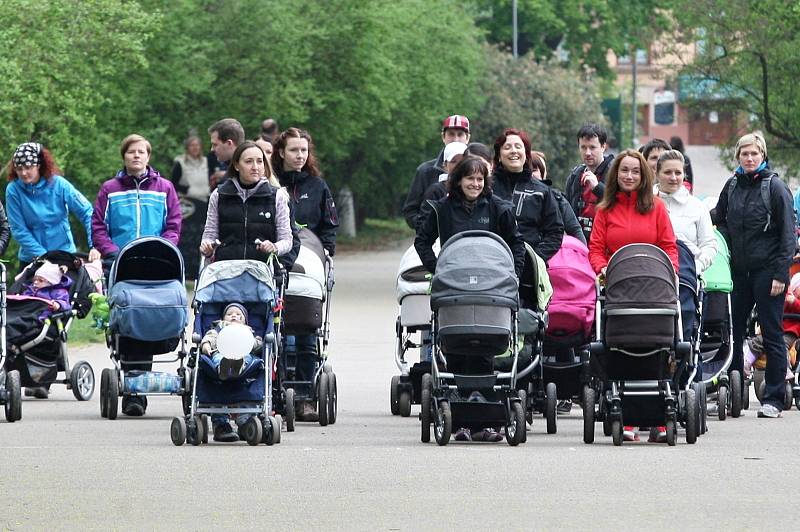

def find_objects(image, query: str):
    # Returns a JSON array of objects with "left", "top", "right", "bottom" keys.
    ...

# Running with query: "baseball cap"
[
  {"left": 442, "top": 115, "right": 470, "bottom": 133},
  {"left": 443, "top": 142, "right": 468, "bottom": 163}
]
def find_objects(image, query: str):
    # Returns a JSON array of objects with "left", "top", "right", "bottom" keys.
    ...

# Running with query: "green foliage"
[
  {"left": 670, "top": 0, "right": 800, "bottom": 172},
  {"left": 472, "top": 0, "right": 668, "bottom": 79},
  {"left": 472, "top": 46, "right": 607, "bottom": 187}
]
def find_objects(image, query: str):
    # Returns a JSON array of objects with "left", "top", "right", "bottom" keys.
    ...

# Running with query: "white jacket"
[{"left": 657, "top": 185, "right": 717, "bottom": 272}]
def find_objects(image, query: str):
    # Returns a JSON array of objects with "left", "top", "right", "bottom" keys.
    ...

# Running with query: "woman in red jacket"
[
  {"left": 589, "top": 149, "right": 678, "bottom": 275},
  {"left": 588, "top": 149, "right": 679, "bottom": 443}
]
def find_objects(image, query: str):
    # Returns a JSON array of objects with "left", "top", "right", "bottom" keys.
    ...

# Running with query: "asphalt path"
[{"left": 2, "top": 240, "right": 798, "bottom": 531}]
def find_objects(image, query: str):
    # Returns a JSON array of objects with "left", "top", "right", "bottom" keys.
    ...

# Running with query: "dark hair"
[
  {"left": 599, "top": 149, "right": 654, "bottom": 214},
  {"left": 669, "top": 136, "right": 686, "bottom": 154},
  {"left": 272, "top": 127, "right": 321, "bottom": 176},
  {"left": 261, "top": 118, "right": 278, "bottom": 136},
  {"left": 7, "top": 145, "right": 61, "bottom": 182},
  {"left": 465, "top": 142, "right": 492, "bottom": 164},
  {"left": 577, "top": 123, "right": 608, "bottom": 145},
  {"left": 492, "top": 128, "right": 533, "bottom": 172},
  {"left": 224, "top": 141, "right": 267, "bottom": 182},
  {"left": 208, "top": 118, "right": 245, "bottom": 145},
  {"left": 447, "top": 156, "right": 492, "bottom": 201},
  {"left": 640, "top": 138, "right": 671, "bottom": 160},
  {"left": 530, "top": 151, "right": 547, "bottom": 179}
]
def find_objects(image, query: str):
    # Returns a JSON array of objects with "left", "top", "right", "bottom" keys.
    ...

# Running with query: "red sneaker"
[
  {"left": 648, "top": 426, "right": 667, "bottom": 443},
  {"left": 622, "top": 426, "right": 640, "bottom": 441}
]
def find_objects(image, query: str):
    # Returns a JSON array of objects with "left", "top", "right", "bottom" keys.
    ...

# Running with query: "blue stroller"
[
  {"left": 171, "top": 259, "right": 281, "bottom": 446},
  {"left": 100, "top": 237, "right": 189, "bottom": 419}
]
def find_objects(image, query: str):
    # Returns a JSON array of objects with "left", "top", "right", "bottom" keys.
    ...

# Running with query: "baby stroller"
[
  {"left": 421, "top": 230, "right": 537, "bottom": 446},
  {"left": 0, "top": 263, "right": 20, "bottom": 422},
  {"left": 586, "top": 244, "right": 701, "bottom": 446},
  {"left": 171, "top": 259, "right": 281, "bottom": 446},
  {"left": 390, "top": 243, "right": 438, "bottom": 417},
  {"left": 697, "top": 229, "right": 741, "bottom": 419},
  {"left": 538, "top": 236, "right": 595, "bottom": 428},
  {"left": 279, "top": 228, "right": 336, "bottom": 431},
  {"left": 99, "top": 237, "right": 189, "bottom": 419},
  {"left": 5, "top": 251, "right": 96, "bottom": 406}
]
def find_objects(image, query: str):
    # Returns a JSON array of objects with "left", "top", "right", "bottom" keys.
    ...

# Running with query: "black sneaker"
[
  {"left": 122, "top": 396, "right": 147, "bottom": 416},
  {"left": 214, "top": 423, "right": 239, "bottom": 442},
  {"left": 25, "top": 387, "right": 50, "bottom": 399},
  {"left": 557, "top": 400, "right": 572, "bottom": 414}
]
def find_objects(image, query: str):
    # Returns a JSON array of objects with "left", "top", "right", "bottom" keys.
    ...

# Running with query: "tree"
[
  {"left": 472, "top": 0, "right": 667, "bottom": 79},
  {"left": 669, "top": 0, "right": 800, "bottom": 169},
  {"left": 473, "top": 46, "right": 607, "bottom": 187}
]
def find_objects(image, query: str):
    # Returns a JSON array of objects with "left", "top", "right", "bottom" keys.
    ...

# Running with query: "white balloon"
[{"left": 216, "top": 323, "right": 255, "bottom": 358}]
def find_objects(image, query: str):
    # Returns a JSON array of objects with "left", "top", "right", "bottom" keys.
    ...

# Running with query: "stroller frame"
[{"left": 0, "top": 263, "right": 21, "bottom": 421}]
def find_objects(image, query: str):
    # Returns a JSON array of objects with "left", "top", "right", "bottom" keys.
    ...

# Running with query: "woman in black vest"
[{"left": 200, "top": 141, "right": 293, "bottom": 262}]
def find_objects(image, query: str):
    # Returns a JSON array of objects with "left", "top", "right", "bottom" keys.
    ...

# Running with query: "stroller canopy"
[
  {"left": 286, "top": 229, "right": 326, "bottom": 301},
  {"left": 396, "top": 242, "right": 440, "bottom": 302},
  {"left": 109, "top": 237, "right": 185, "bottom": 288},
  {"left": 703, "top": 229, "right": 732, "bottom": 293},
  {"left": 195, "top": 259, "right": 276, "bottom": 305},
  {"left": 430, "top": 230, "right": 518, "bottom": 311},
  {"left": 605, "top": 243, "right": 677, "bottom": 307}
]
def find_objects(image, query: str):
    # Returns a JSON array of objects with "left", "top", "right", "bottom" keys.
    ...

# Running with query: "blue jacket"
[{"left": 6, "top": 176, "right": 93, "bottom": 262}]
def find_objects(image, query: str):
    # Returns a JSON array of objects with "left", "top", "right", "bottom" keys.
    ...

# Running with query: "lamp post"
[{"left": 512, "top": 0, "right": 518, "bottom": 59}]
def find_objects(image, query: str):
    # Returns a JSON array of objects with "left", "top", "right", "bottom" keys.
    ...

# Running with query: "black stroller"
[
  {"left": 99, "top": 237, "right": 189, "bottom": 419},
  {"left": 0, "top": 262, "right": 20, "bottom": 422},
  {"left": 421, "top": 231, "right": 536, "bottom": 446},
  {"left": 5, "top": 251, "right": 96, "bottom": 408},
  {"left": 586, "top": 244, "right": 701, "bottom": 446}
]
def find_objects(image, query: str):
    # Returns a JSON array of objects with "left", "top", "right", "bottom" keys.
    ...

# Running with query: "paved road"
[{"left": 2, "top": 242, "right": 798, "bottom": 531}]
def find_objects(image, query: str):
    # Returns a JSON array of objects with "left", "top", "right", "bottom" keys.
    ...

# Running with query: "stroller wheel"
[
  {"left": 170, "top": 417, "right": 186, "bottom": 446},
  {"left": 187, "top": 416, "right": 202, "bottom": 446},
  {"left": 264, "top": 415, "right": 280, "bottom": 445},
  {"left": 201, "top": 415, "right": 209, "bottom": 444},
  {"left": 434, "top": 401, "right": 451, "bottom": 446},
  {"left": 268, "top": 415, "right": 282, "bottom": 444},
  {"left": 284, "top": 388, "right": 296, "bottom": 432},
  {"left": 582, "top": 386, "right": 596, "bottom": 444},
  {"left": 545, "top": 382, "right": 557, "bottom": 435},
  {"left": 398, "top": 388, "right": 411, "bottom": 418},
  {"left": 730, "top": 371, "right": 743, "bottom": 418},
  {"left": 717, "top": 385, "right": 728, "bottom": 421},
  {"left": 517, "top": 389, "right": 528, "bottom": 443},
  {"left": 244, "top": 417, "right": 262, "bottom": 446},
  {"left": 390, "top": 375, "right": 400, "bottom": 416},
  {"left": 328, "top": 372, "right": 338, "bottom": 424},
  {"left": 506, "top": 401, "right": 525, "bottom": 446},
  {"left": 107, "top": 371, "right": 120, "bottom": 420},
  {"left": 420, "top": 374, "right": 432, "bottom": 443},
  {"left": 100, "top": 369, "right": 109, "bottom": 418},
  {"left": 70, "top": 361, "right": 95, "bottom": 401},
  {"left": 611, "top": 420, "right": 622, "bottom": 446},
  {"left": 784, "top": 382, "right": 793, "bottom": 411},
  {"left": 666, "top": 419, "right": 677, "bottom": 446},
  {"left": 4, "top": 370, "right": 21, "bottom": 422},
  {"left": 318, "top": 372, "right": 330, "bottom": 427},
  {"left": 685, "top": 388, "right": 698, "bottom": 444}
]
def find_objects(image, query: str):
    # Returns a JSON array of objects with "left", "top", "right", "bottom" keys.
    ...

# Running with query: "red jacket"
[
  {"left": 588, "top": 191, "right": 679, "bottom": 274},
  {"left": 783, "top": 297, "right": 800, "bottom": 337}
]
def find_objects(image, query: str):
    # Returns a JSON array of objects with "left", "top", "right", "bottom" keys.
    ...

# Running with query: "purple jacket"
[
  {"left": 91, "top": 166, "right": 182, "bottom": 256},
  {"left": 22, "top": 275, "right": 73, "bottom": 320}
]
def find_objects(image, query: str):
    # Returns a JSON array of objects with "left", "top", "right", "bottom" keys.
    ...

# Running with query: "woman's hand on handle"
[
  {"left": 771, "top": 280, "right": 786, "bottom": 297},
  {"left": 87, "top": 248, "right": 101, "bottom": 262},
  {"left": 199, "top": 240, "right": 216, "bottom": 257},
  {"left": 255, "top": 239, "right": 277, "bottom": 254}
]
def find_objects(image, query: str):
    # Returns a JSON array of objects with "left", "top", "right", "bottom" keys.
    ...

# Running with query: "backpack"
[
  {"left": 544, "top": 236, "right": 596, "bottom": 341},
  {"left": 726, "top": 175, "right": 771, "bottom": 232}
]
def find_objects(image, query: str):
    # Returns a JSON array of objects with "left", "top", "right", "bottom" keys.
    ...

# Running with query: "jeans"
[
  {"left": 420, "top": 330, "right": 432, "bottom": 362},
  {"left": 285, "top": 334, "right": 317, "bottom": 382},
  {"left": 210, "top": 353, "right": 254, "bottom": 427},
  {"left": 731, "top": 269, "right": 787, "bottom": 410}
]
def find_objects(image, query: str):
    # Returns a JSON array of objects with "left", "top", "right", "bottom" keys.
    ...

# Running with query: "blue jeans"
[
  {"left": 420, "top": 330, "right": 432, "bottom": 362},
  {"left": 731, "top": 269, "right": 787, "bottom": 410},
  {"left": 209, "top": 353, "right": 254, "bottom": 427},
  {"left": 285, "top": 335, "right": 317, "bottom": 382}
]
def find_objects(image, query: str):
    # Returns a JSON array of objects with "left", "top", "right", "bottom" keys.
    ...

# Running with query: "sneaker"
[
  {"left": 706, "top": 403, "right": 719, "bottom": 416},
  {"left": 454, "top": 427, "right": 472, "bottom": 441},
  {"left": 213, "top": 423, "right": 240, "bottom": 442},
  {"left": 622, "top": 426, "right": 640, "bottom": 442},
  {"left": 648, "top": 426, "right": 668, "bottom": 443},
  {"left": 758, "top": 404, "right": 782, "bottom": 418},
  {"left": 467, "top": 391, "right": 486, "bottom": 403},
  {"left": 25, "top": 387, "right": 49, "bottom": 399},
  {"left": 121, "top": 396, "right": 147, "bottom": 416},
  {"left": 557, "top": 400, "right": 572, "bottom": 414},
  {"left": 482, "top": 427, "right": 503, "bottom": 442}
]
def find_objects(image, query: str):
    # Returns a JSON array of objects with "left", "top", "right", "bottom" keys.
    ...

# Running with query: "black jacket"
[
  {"left": 492, "top": 167, "right": 564, "bottom": 262},
  {"left": 714, "top": 167, "right": 795, "bottom": 284},
  {"left": 0, "top": 203, "right": 10, "bottom": 256},
  {"left": 543, "top": 178, "right": 585, "bottom": 244},
  {"left": 215, "top": 179, "right": 278, "bottom": 261},
  {"left": 402, "top": 149, "right": 445, "bottom": 229},
  {"left": 277, "top": 170, "right": 338, "bottom": 256},
  {"left": 563, "top": 153, "right": 615, "bottom": 238},
  {"left": 415, "top": 194, "right": 525, "bottom": 277}
]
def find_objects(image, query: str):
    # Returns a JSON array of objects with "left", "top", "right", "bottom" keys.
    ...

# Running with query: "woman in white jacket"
[{"left": 655, "top": 150, "right": 717, "bottom": 273}]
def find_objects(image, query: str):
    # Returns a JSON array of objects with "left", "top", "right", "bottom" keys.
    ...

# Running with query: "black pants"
[
  {"left": 731, "top": 269, "right": 787, "bottom": 410},
  {"left": 447, "top": 354, "right": 493, "bottom": 375}
]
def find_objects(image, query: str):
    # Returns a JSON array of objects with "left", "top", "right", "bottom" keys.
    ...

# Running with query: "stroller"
[
  {"left": 99, "top": 237, "right": 189, "bottom": 419},
  {"left": 279, "top": 228, "right": 336, "bottom": 431},
  {"left": 171, "top": 259, "right": 281, "bottom": 446},
  {"left": 5, "top": 251, "right": 96, "bottom": 408},
  {"left": 697, "top": 229, "right": 741, "bottom": 419},
  {"left": 421, "top": 230, "right": 541, "bottom": 446},
  {"left": 0, "top": 263, "right": 20, "bottom": 422},
  {"left": 538, "top": 236, "right": 595, "bottom": 428},
  {"left": 586, "top": 244, "right": 701, "bottom": 446},
  {"left": 390, "top": 243, "right": 439, "bottom": 418}
]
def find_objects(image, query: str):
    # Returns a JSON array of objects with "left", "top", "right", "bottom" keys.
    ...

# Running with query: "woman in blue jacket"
[{"left": 5, "top": 142, "right": 97, "bottom": 271}]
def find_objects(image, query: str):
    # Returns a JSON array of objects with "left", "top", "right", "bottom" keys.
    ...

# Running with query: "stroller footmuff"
[
  {"left": 587, "top": 243, "right": 700, "bottom": 446},
  {"left": 5, "top": 251, "right": 97, "bottom": 405},
  {"left": 100, "top": 237, "right": 189, "bottom": 420},
  {"left": 421, "top": 230, "right": 531, "bottom": 446}
]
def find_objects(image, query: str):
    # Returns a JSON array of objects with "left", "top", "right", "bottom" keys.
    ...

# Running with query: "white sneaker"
[{"left": 757, "top": 404, "right": 781, "bottom": 418}]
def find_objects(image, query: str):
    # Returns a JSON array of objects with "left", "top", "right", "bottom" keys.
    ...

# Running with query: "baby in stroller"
[{"left": 20, "top": 261, "right": 72, "bottom": 319}]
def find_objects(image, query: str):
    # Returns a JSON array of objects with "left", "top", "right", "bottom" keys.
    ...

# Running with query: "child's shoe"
[
  {"left": 647, "top": 426, "right": 668, "bottom": 443},
  {"left": 622, "top": 426, "right": 639, "bottom": 441}
]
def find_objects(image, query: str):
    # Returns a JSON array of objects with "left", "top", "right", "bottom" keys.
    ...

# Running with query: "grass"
[
  {"left": 336, "top": 217, "right": 414, "bottom": 253},
  {"left": 67, "top": 315, "right": 106, "bottom": 346}
]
